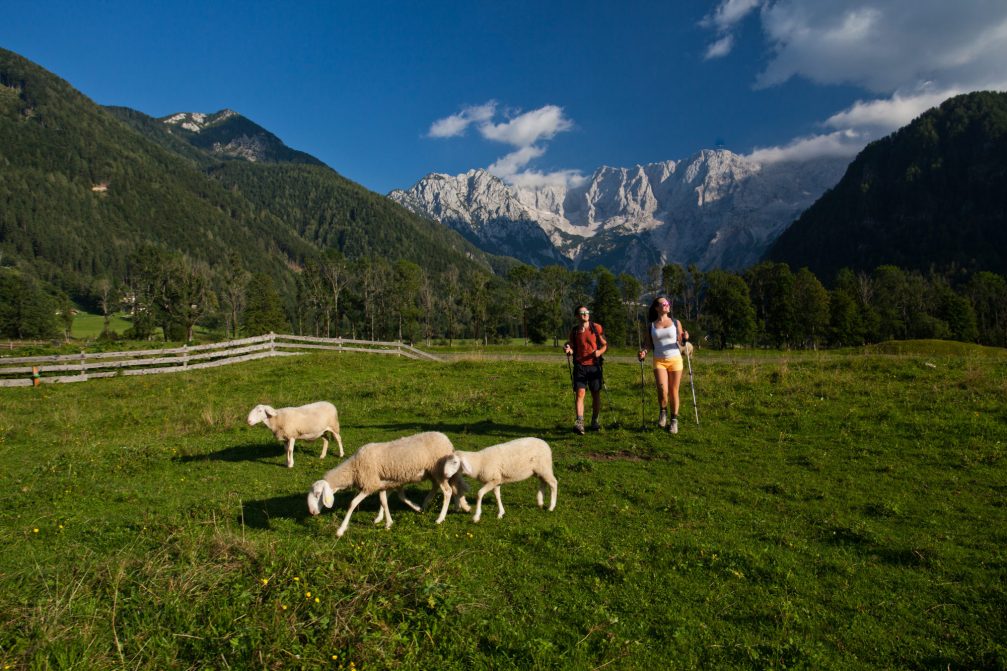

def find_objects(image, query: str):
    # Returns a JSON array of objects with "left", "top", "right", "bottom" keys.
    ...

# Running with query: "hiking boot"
[
  {"left": 669, "top": 418, "right": 679, "bottom": 435},
  {"left": 589, "top": 420, "right": 601, "bottom": 432},
  {"left": 574, "top": 419, "right": 585, "bottom": 435},
  {"left": 657, "top": 408, "right": 668, "bottom": 428}
]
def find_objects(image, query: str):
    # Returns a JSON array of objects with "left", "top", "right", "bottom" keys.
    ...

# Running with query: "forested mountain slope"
[
  {"left": 0, "top": 47, "right": 501, "bottom": 307},
  {"left": 768, "top": 91, "right": 1007, "bottom": 281},
  {"left": 208, "top": 161, "right": 497, "bottom": 274},
  {"left": 0, "top": 48, "right": 313, "bottom": 298}
]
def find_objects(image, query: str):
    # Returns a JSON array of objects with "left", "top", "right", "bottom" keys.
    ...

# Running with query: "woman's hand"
[{"left": 637, "top": 349, "right": 647, "bottom": 361}]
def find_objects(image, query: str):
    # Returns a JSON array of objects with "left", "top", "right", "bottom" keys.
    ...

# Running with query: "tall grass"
[{"left": 0, "top": 345, "right": 1004, "bottom": 669}]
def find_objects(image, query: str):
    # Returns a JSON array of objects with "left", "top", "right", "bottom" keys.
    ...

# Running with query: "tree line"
[{"left": 3, "top": 249, "right": 1005, "bottom": 350}]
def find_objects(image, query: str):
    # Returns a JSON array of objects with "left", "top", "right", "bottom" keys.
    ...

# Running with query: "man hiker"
[{"left": 563, "top": 305, "right": 608, "bottom": 435}]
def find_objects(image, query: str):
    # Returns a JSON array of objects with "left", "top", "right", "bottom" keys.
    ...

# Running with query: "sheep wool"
[
  {"left": 445, "top": 437, "right": 557, "bottom": 523},
  {"left": 307, "top": 431, "right": 460, "bottom": 537},
  {"left": 247, "top": 401, "right": 344, "bottom": 468}
]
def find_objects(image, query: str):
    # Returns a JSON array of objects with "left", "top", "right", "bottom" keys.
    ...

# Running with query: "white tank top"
[{"left": 651, "top": 321, "right": 681, "bottom": 359}]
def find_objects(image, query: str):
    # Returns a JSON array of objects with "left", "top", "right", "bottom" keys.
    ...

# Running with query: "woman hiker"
[
  {"left": 563, "top": 305, "right": 607, "bottom": 435},
  {"left": 637, "top": 295, "right": 689, "bottom": 434}
]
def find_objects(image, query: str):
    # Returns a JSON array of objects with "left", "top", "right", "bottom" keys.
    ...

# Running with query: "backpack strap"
[{"left": 590, "top": 321, "right": 606, "bottom": 347}]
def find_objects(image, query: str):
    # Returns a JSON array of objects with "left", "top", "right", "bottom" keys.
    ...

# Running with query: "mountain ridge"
[
  {"left": 768, "top": 90, "right": 1007, "bottom": 279},
  {"left": 390, "top": 150, "right": 848, "bottom": 275}
]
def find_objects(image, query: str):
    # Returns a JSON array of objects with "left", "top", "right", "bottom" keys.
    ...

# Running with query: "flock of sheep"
[{"left": 247, "top": 401, "right": 558, "bottom": 537}]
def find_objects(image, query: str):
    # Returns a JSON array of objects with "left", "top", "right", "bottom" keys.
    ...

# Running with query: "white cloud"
[
  {"left": 746, "top": 129, "right": 865, "bottom": 164},
  {"left": 702, "top": 0, "right": 762, "bottom": 32},
  {"left": 705, "top": 1, "right": 1007, "bottom": 162},
  {"left": 429, "top": 102, "right": 582, "bottom": 187},
  {"left": 823, "top": 88, "right": 964, "bottom": 132},
  {"left": 704, "top": 35, "right": 735, "bottom": 60},
  {"left": 754, "top": 1, "right": 1007, "bottom": 92},
  {"left": 427, "top": 102, "right": 497, "bottom": 138},
  {"left": 479, "top": 105, "right": 574, "bottom": 147},
  {"left": 488, "top": 145, "right": 545, "bottom": 177}
]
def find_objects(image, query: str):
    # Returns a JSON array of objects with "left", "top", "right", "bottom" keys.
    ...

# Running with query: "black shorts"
[{"left": 573, "top": 363, "right": 603, "bottom": 392}]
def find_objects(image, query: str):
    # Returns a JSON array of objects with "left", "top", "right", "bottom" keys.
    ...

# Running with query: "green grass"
[
  {"left": 1, "top": 344, "right": 1005, "bottom": 669},
  {"left": 70, "top": 311, "right": 136, "bottom": 339}
]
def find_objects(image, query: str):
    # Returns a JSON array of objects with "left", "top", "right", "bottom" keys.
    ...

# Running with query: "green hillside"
[
  {"left": 208, "top": 161, "right": 492, "bottom": 273},
  {"left": 768, "top": 91, "right": 1007, "bottom": 281},
  {"left": 0, "top": 48, "right": 312, "bottom": 299},
  {"left": 0, "top": 47, "right": 500, "bottom": 312}
]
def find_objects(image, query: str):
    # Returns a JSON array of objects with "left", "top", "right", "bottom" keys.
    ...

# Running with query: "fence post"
[
  {"left": 269, "top": 332, "right": 275, "bottom": 357},
  {"left": 182, "top": 343, "right": 188, "bottom": 371},
  {"left": 80, "top": 350, "right": 87, "bottom": 381}
]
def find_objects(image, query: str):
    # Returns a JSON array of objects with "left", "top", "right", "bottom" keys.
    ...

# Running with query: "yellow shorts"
[{"left": 653, "top": 356, "right": 683, "bottom": 373}]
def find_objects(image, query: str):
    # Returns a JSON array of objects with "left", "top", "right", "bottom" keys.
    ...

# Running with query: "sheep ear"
[
  {"left": 264, "top": 406, "right": 278, "bottom": 418},
  {"left": 460, "top": 456, "right": 474, "bottom": 477},
  {"left": 321, "top": 481, "right": 335, "bottom": 508}
]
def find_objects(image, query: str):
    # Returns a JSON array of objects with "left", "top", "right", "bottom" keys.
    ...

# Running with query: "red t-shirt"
[{"left": 569, "top": 323, "right": 605, "bottom": 366}]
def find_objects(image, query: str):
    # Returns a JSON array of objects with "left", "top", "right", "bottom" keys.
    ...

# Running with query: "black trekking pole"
[
  {"left": 636, "top": 322, "right": 647, "bottom": 430},
  {"left": 684, "top": 336, "right": 699, "bottom": 425}
]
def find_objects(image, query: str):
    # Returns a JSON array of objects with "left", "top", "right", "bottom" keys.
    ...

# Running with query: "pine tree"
[{"left": 243, "top": 273, "right": 289, "bottom": 336}]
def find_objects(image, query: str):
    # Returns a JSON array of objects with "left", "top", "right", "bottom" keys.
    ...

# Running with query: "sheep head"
[
  {"left": 246, "top": 404, "right": 277, "bottom": 426},
  {"left": 443, "top": 453, "right": 473, "bottom": 479},
  {"left": 307, "top": 480, "right": 336, "bottom": 516}
]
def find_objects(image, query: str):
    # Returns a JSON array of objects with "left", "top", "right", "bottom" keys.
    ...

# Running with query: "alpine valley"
[{"left": 389, "top": 151, "right": 848, "bottom": 276}]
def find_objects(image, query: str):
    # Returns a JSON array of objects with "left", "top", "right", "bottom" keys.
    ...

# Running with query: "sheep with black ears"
[
  {"left": 444, "top": 437, "right": 557, "bottom": 522},
  {"left": 247, "top": 401, "right": 344, "bottom": 468},
  {"left": 306, "top": 431, "right": 466, "bottom": 537}
]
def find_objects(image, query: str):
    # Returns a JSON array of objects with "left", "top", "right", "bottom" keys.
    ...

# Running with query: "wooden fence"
[{"left": 0, "top": 333, "right": 442, "bottom": 388}]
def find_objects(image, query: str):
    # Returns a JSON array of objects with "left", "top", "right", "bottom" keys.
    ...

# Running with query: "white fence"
[{"left": 0, "top": 333, "right": 442, "bottom": 388}]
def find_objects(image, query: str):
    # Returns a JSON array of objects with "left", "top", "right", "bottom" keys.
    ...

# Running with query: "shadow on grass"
[
  {"left": 368, "top": 419, "right": 655, "bottom": 440},
  {"left": 240, "top": 493, "right": 311, "bottom": 529},
  {"left": 174, "top": 442, "right": 290, "bottom": 467},
  {"left": 240, "top": 489, "right": 431, "bottom": 530}
]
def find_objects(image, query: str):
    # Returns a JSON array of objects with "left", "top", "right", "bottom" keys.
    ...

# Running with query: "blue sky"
[{"left": 3, "top": 1, "right": 1006, "bottom": 193}]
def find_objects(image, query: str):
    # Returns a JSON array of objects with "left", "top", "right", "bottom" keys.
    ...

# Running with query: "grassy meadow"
[{"left": 1, "top": 343, "right": 1005, "bottom": 669}]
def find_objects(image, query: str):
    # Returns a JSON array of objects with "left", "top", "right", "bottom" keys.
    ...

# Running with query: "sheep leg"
[
  {"left": 336, "top": 490, "right": 371, "bottom": 537},
  {"left": 494, "top": 486, "right": 505, "bottom": 518},
  {"left": 472, "top": 481, "right": 499, "bottom": 523},
  {"left": 434, "top": 479, "right": 453, "bottom": 524},
  {"left": 374, "top": 494, "right": 386, "bottom": 524},
  {"left": 450, "top": 472, "right": 471, "bottom": 512},
  {"left": 319, "top": 437, "right": 329, "bottom": 459},
  {"left": 285, "top": 438, "right": 296, "bottom": 469},
  {"left": 334, "top": 432, "right": 344, "bottom": 458},
  {"left": 377, "top": 490, "right": 393, "bottom": 529},
  {"left": 546, "top": 475, "right": 558, "bottom": 511},
  {"left": 397, "top": 487, "right": 423, "bottom": 512}
]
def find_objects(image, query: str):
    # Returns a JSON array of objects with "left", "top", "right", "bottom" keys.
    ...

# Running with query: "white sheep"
[
  {"left": 306, "top": 431, "right": 465, "bottom": 537},
  {"left": 247, "top": 401, "right": 344, "bottom": 469},
  {"left": 444, "top": 437, "right": 557, "bottom": 522}
]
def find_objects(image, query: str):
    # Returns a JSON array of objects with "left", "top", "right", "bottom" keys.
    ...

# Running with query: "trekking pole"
[
  {"left": 684, "top": 338, "right": 699, "bottom": 425},
  {"left": 636, "top": 322, "right": 647, "bottom": 430}
]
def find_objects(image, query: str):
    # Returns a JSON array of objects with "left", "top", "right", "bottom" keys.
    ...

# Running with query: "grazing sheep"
[
  {"left": 306, "top": 431, "right": 462, "bottom": 537},
  {"left": 444, "top": 437, "right": 557, "bottom": 522},
  {"left": 247, "top": 401, "right": 343, "bottom": 468}
]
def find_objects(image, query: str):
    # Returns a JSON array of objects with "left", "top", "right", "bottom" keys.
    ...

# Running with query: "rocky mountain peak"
[{"left": 389, "top": 149, "right": 848, "bottom": 276}]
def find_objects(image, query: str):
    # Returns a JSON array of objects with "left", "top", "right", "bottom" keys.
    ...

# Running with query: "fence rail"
[{"left": 0, "top": 334, "right": 442, "bottom": 388}]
